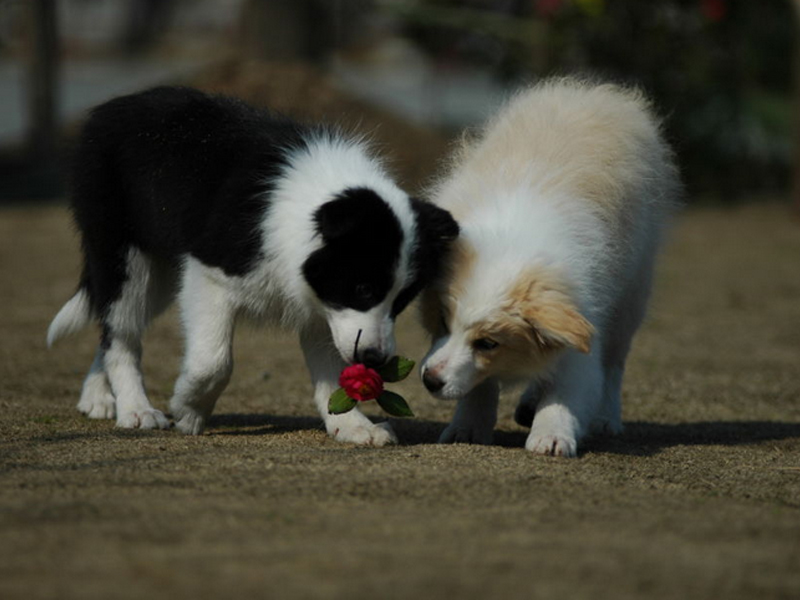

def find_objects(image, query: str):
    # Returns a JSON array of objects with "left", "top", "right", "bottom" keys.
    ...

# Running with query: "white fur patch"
[{"left": 47, "top": 288, "right": 91, "bottom": 347}]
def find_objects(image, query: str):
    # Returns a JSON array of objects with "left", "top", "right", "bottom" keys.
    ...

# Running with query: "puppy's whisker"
[{"left": 353, "top": 329, "right": 363, "bottom": 361}]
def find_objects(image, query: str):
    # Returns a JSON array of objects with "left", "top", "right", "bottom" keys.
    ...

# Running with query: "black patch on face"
[
  {"left": 302, "top": 188, "right": 403, "bottom": 311},
  {"left": 390, "top": 198, "right": 460, "bottom": 318}
]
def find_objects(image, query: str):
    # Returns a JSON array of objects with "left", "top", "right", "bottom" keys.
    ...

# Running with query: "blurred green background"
[{"left": 1, "top": 0, "right": 797, "bottom": 205}]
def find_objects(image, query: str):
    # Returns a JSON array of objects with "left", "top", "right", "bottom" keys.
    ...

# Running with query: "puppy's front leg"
[
  {"left": 526, "top": 349, "right": 604, "bottom": 457},
  {"left": 300, "top": 324, "right": 397, "bottom": 447},
  {"left": 170, "top": 262, "right": 235, "bottom": 435},
  {"left": 438, "top": 378, "right": 499, "bottom": 445}
]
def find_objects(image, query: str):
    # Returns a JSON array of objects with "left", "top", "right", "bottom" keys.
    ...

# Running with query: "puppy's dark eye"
[
  {"left": 472, "top": 337, "right": 499, "bottom": 352},
  {"left": 439, "top": 313, "right": 450, "bottom": 334},
  {"left": 355, "top": 283, "right": 374, "bottom": 299}
]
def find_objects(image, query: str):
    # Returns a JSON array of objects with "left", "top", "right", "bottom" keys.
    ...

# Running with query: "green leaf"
[
  {"left": 376, "top": 356, "right": 416, "bottom": 383},
  {"left": 328, "top": 387, "right": 357, "bottom": 415},
  {"left": 376, "top": 390, "right": 414, "bottom": 418}
]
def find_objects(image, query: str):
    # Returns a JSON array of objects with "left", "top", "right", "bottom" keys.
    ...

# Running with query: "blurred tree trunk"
[
  {"left": 793, "top": 0, "right": 800, "bottom": 217},
  {"left": 26, "top": 0, "right": 59, "bottom": 161}
]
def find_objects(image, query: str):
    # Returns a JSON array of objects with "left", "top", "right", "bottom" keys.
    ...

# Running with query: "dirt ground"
[
  {"left": 1, "top": 195, "right": 798, "bottom": 600},
  {"left": 1, "top": 58, "right": 799, "bottom": 597}
]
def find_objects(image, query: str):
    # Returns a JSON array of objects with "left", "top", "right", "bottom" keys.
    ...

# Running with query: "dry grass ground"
[{"left": 1, "top": 198, "right": 799, "bottom": 600}]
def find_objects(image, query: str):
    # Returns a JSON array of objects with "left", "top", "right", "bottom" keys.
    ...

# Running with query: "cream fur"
[{"left": 421, "top": 77, "right": 680, "bottom": 456}]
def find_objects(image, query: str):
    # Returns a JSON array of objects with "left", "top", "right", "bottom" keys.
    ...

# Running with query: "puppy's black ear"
[
  {"left": 314, "top": 196, "right": 361, "bottom": 241},
  {"left": 410, "top": 197, "right": 459, "bottom": 241}
]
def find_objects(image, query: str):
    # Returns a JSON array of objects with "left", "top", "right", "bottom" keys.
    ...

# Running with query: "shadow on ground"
[
  {"left": 208, "top": 413, "right": 800, "bottom": 456},
  {"left": 208, "top": 413, "right": 323, "bottom": 437},
  {"left": 589, "top": 421, "right": 800, "bottom": 456}
]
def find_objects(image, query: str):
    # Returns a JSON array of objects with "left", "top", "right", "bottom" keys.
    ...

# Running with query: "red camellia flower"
[{"left": 338, "top": 364, "right": 384, "bottom": 401}]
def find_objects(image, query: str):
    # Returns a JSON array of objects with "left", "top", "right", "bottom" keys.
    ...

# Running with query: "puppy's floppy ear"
[
  {"left": 525, "top": 299, "right": 594, "bottom": 354},
  {"left": 509, "top": 274, "right": 594, "bottom": 354},
  {"left": 410, "top": 197, "right": 459, "bottom": 242}
]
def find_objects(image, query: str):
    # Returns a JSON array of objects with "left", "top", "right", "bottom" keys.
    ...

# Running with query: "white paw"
[
  {"left": 173, "top": 408, "right": 207, "bottom": 435},
  {"left": 525, "top": 432, "right": 577, "bottom": 457},
  {"left": 116, "top": 408, "right": 170, "bottom": 430},
  {"left": 77, "top": 392, "right": 116, "bottom": 420},
  {"left": 77, "top": 376, "right": 116, "bottom": 420},
  {"left": 330, "top": 419, "right": 398, "bottom": 446},
  {"left": 438, "top": 422, "right": 493, "bottom": 445}
]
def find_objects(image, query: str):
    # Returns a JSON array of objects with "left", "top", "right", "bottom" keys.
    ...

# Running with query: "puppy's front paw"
[
  {"left": 116, "top": 408, "right": 170, "bottom": 430},
  {"left": 173, "top": 407, "right": 207, "bottom": 435},
  {"left": 438, "top": 422, "right": 493, "bottom": 445},
  {"left": 77, "top": 391, "right": 116, "bottom": 420},
  {"left": 525, "top": 432, "right": 577, "bottom": 457},
  {"left": 77, "top": 375, "right": 116, "bottom": 420},
  {"left": 334, "top": 421, "right": 398, "bottom": 446},
  {"left": 328, "top": 413, "right": 398, "bottom": 447}
]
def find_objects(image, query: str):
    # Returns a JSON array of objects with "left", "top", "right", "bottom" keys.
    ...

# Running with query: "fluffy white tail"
[{"left": 47, "top": 288, "right": 92, "bottom": 348}]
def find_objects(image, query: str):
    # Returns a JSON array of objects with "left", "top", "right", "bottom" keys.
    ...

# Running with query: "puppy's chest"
[{"left": 225, "top": 265, "right": 288, "bottom": 317}]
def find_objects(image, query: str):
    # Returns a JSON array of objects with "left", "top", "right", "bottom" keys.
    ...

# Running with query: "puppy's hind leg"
[
  {"left": 76, "top": 346, "right": 116, "bottom": 419},
  {"left": 170, "top": 259, "right": 235, "bottom": 435},
  {"left": 438, "top": 378, "right": 499, "bottom": 445},
  {"left": 77, "top": 258, "right": 175, "bottom": 422},
  {"left": 300, "top": 323, "right": 397, "bottom": 447},
  {"left": 593, "top": 267, "right": 655, "bottom": 437},
  {"left": 103, "top": 248, "right": 170, "bottom": 430}
]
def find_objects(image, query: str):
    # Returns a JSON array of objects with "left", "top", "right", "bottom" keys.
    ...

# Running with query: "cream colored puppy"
[{"left": 420, "top": 78, "right": 680, "bottom": 457}]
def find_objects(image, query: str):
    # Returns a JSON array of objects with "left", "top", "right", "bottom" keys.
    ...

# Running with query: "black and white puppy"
[{"left": 48, "top": 86, "right": 458, "bottom": 445}]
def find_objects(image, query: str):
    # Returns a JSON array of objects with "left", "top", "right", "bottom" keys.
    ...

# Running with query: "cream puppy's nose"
[{"left": 422, "top": 370, "right": 445, "bottom": 393}]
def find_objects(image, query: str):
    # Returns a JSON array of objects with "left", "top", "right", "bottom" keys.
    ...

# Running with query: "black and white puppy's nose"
[
  {"left": 359, "top": 348, "right": 387, "bottom": 369},
  {"left": 422, "top": 370, "right": 445, "bottom": 393}
]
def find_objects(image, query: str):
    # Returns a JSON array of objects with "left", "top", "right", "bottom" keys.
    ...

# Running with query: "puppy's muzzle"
[{"left": 358, "top": 347, "right": 388, "bottom": 369}]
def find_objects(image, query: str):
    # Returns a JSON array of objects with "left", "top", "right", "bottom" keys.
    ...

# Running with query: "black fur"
[
  {"left": 70, "top": 86, "right": 311, "bottom": 315},
  {"left": 391, "top": 198, "right": 459, "bottom": 317}
]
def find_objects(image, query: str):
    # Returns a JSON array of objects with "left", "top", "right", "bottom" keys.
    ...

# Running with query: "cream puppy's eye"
[
  {"left": 439, "top": 313, "right": 450, "bottom": 334},
  {"left": 472, "top": 337, "right": 499, "bottom": 352}
]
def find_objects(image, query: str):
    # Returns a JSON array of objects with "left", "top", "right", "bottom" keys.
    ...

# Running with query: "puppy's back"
[
  {"left": 438, "top": 78, "right": 679, "bottom": 221},
  {"left": 71, "top": 86, "right": 312, "bottom": 275}
]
